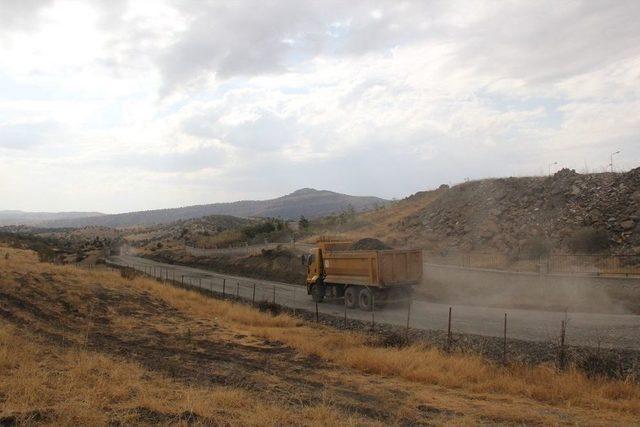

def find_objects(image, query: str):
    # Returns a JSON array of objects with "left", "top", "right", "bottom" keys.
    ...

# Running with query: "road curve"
[{"left": 109, "top": 254, "right": 640, "bottom": 350}]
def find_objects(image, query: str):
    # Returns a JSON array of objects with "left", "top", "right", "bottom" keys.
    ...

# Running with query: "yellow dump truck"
[{"left": 303, "top": 240, "right": 423, "bottom": 310}]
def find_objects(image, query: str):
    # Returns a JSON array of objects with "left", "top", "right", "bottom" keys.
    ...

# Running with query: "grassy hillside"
[{"left": 1, "top": 246, "right": 639, "bottom": 425}]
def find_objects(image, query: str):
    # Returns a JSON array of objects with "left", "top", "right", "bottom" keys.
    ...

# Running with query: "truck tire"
[
  {"left": 358, "top": 287, "right": 374, "bottom": 311},
  {"left": 344, "top": 286, "right": 358, "bottom": 309},
  {"left": 311, "top": 281, "right": 326, "bottom": 303}
]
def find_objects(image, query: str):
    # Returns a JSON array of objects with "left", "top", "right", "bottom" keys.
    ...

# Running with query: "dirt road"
[{"left": 109, "top": 254, "right": 640, "bottom": 351}]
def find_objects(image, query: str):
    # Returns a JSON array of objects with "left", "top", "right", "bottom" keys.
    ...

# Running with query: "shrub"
[
  {"left": 242, "top": 222, "right": 276, "bottom": 238},
  {"left": 257, "top": 300, "right": 282, "bottom": 316},
  {"left": 577, "top": 351, "right": 622, "bottom": 379},
  {"left": 120, "top": 267, "right": 139, "bottom": 280},
  {"left": 521, "top": 236, "right": 553, "bottom": 258},
  {"left": 566, "top": 227, "right": 609, "bottom": 253}
]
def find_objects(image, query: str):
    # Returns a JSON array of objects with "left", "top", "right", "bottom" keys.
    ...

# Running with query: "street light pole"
[
  {"left": 610, "top": 151, "right": 620, "bottom": 173},
  {"left": 548, "top": 161, "right": 558, "bottom": 176}
]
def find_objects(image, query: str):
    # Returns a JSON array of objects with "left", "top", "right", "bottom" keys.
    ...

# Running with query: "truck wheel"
[
  {"left": 358, "top": 287, "right": 374, "bottom": 311},
  {"left": 311, "top": 282, "right": 326, "bottom": 303},
  {"left": 344, "top": 286, "right": 358, "bottom": 309}
]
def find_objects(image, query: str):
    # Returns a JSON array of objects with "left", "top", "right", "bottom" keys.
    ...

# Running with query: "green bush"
[
  {"left": 242, "top": 222, "right": 276, "bottom": 239},
  {"left": 566, "top": 227, "right": 609, "bottom": 254}
]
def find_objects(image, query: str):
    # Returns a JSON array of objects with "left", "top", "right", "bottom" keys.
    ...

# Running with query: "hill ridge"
[{"left": 37, "top": 188, "right": 387, "bottom": 228}]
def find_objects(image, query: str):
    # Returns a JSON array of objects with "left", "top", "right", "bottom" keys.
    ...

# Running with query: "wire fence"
[
  {"left": 423, "top": 251, "right": 640, "bottom": 277},
  {"left": 98, "top": 260, "right": 640, "bottom": 378}
]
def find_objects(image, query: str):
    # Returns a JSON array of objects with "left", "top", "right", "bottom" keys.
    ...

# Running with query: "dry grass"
[
  {"left": 258, "top": 328, "right": 640, "bottom": 411},
  {"left": 0, "top": 323, "right": 368, "bottom": 426},
  {"left": 1, "top": 246, "right": 640, "bottom": 425}
]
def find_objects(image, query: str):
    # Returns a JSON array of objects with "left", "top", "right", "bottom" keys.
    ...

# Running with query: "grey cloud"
[
  {"left": 153, "top": 1, "right": 640, "bottom": 93},
  {"left": 4, "top": 1, "right": 640, "bottom": 93},
  {"left": 111, "top": 144, "right": 226, "bottom": 173},
  {"left": 156, "top": 0, "right": 444, "bottom": 93},
  {"left": 454, "top": 1, "right": 640, "bottom": 85},
  {"left": 182, "top": 107, "right": 299, "bottom": 152},
  {"left": 225, "top": 112, "right": 298, "bottom": 151},
  {"left": 0, "top": 0, "right": 55, "bottom": 31}
]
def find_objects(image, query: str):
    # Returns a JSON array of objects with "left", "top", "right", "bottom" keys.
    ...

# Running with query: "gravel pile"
[
  {"left": 400, "top": 167, "right": 640, "bottom": 254},
  {"left": 350, "top": 238, "right": 392, "bottom": 250}
]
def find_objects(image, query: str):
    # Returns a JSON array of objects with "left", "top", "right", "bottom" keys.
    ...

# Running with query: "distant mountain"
[
  {"left": 0, "top": 210, "right": 104, "bottom": 226},
  {"left": 38, "top": 188, "right": 388, "bottom": 228}
]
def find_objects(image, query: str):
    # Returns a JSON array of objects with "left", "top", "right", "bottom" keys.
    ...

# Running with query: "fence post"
[
  {"left": 447, "top": 307, "right": 452, "bottom": 352},
  {"left": 406, "top": 297, "right": 412, "bottom": 335},
  {"left": 344, "top": 295, "right": 348, "bottom": 328},
  {"left": 292, "top": 288, "right": 296, "bottom": 315},
  {"left": 222, "top": 279, "right": 226, "bottom": 297},
  {"left": 236, "top": 282, "right": 239, "bottom": 298},
  {"left": 181, "top": 275, "right": 184, "bottom": 286},
  {"left": 558, "top": 320, "right": 567, "bottom": 370},
  {"left": 503, "top": 313, "right": 507, "bottom": 365},
  {"left": 273, "top": 285, "right": 276, "bottom": 304},
  {"left": 252, "top": 283, "right": 256, "bottom": 306}
]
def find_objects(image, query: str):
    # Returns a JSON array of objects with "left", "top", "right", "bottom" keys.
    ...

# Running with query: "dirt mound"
[
  {"left": 398, "top": 168, "right": 640, "bottom": 254},
  {"left": 350, "top": 238, "right": 392, "bottom": 250}
]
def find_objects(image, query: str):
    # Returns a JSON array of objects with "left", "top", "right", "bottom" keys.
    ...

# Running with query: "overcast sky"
[{"left": 1, "top": 0, "right": 639, "bottom": 213}]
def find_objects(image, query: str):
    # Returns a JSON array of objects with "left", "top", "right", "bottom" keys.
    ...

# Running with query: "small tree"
[{"left": 298, "top": 215, "right": 310, "bottom": 229}]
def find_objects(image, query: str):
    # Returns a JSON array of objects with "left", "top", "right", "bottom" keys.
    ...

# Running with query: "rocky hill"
[
  {"left": 39, "top": 188, "right": 387, "bottom": 228},
  {"left": 396, "top": 168, "right": 640, "bottom": 255}
]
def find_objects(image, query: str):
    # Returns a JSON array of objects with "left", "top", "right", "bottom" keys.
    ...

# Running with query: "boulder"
[{"left": 620, "top": 220, "right": 636, "bottom": 231}]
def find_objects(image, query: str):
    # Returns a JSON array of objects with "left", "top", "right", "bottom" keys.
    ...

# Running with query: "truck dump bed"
[{"left": 322, "top": 249, "right": 423, "bottom": 288}]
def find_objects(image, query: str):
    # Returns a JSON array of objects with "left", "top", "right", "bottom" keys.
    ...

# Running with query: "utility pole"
[
  {"left": 548, "top": 161, "right": 557, "bottom": 176},
  {"left": 610, "top": 150, "right": 620, "bottom": 173}
]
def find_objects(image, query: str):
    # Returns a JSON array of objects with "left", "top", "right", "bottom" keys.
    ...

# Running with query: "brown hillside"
[
  {"left": 311, "top": 188, "right": 444, "bottom": 246},
  {"left": 332, "top": 168, "right": 640, "bottom": 255},
  {"left": 406, "top": 168, "right": 640, "bottom": 254}
]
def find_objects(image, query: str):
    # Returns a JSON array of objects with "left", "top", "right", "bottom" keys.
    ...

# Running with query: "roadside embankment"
[{"left": 146, "top": 245, "right": 306, "bottom": 285}]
